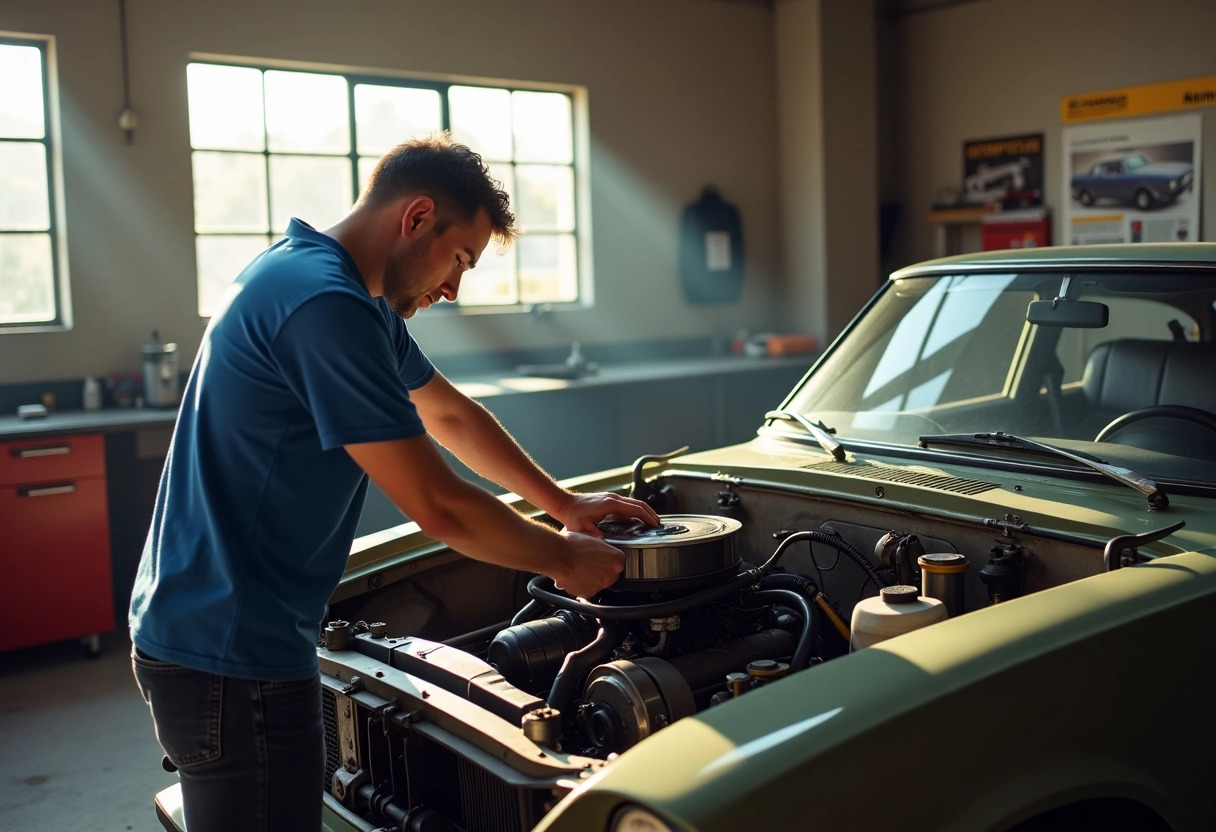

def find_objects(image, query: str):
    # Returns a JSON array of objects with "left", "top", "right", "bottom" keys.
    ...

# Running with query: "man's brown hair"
[{"left": 362, "top": 132, "right": 517, "bottom": 243}]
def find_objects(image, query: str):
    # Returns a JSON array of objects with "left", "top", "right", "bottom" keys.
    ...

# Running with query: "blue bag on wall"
[{"left": 679, "top": 185, "right": 744, "bottom": 304}]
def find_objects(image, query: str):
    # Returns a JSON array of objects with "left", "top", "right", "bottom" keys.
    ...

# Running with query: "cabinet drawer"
[
  {"left": 0, "top": 433, "right": 106, "bottom": 486},
  {"left": 0, "top": 474, "right": 114, "bottom": 650}
]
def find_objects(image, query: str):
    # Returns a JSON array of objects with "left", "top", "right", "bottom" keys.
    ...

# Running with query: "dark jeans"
[{"left": 132, "top": 647, "right": 323, "bottom": 832}]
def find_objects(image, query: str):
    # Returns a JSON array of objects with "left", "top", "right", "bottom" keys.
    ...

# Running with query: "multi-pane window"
[
  {"left": 0, "top": 37, "right": 62, "bottom": 328},
  {"left": 187, "top": 61, "right": 582, "bottom": 316}
]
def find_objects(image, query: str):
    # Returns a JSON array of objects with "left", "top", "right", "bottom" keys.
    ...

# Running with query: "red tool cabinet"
[
  {"left": 0, "top": 433, "right": 114, "bottom": 654},
  {"left": 981, "top": 208, "right": 1051, "bottom": 251}
]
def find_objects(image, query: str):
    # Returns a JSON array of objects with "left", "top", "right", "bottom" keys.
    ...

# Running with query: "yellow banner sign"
[{"left": 1062, "top": 74, "right": 1216, "bottom": 123}]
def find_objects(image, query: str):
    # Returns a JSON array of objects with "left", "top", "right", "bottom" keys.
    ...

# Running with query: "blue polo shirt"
[{"left": 129, "top": 218, "right": 435, "bottom": 680}]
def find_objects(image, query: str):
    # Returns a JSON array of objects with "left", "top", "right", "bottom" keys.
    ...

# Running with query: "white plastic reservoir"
[{"left": 850, "top": 585, "right": 947, "bottom": 651}]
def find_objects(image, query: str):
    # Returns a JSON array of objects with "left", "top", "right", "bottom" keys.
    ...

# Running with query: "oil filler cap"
[{"left": 880, "top": 585, "right": 920, "bottom": 605}]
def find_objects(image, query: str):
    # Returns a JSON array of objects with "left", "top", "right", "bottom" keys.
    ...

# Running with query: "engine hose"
[
  {"left": 546, "top": 620, "right": 618, "bottom": 714},
  {"left": 761, "top": 572, "right": 851, "bottom": 642},
  {"left": 762, "top": 530, "right": 890, "bottom": 589},
  {"left": 526, "top": 570, "right": 759, "bottom": 621},
  {"left": 510, "top": 597, "right": 552, "bottom": 627},
  {"left": 742, "top": 588, "right": 819, "bottom": 670}
]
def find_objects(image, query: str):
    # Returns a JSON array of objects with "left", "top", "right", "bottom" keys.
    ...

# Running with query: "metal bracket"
[
  {"left": 629, "top": 446, "right": 689, "bottom": 505},
  {"left": 1103, "top": 520, "right": 1186, "bottom": 571}
]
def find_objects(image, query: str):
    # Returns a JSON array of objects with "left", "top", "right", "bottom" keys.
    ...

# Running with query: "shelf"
[
  {"left": 927, "top": 204, "right": 999, "bottom": 257},
  {"left": 927, "top": 204, "right": 998, "bottom": 224}
]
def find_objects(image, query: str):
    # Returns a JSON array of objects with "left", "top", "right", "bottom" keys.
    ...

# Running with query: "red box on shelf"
[{"left": 981, "top": 208, "right": 1051, "bottom": 251}]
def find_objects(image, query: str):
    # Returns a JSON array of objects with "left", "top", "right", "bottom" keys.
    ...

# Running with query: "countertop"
[
  {"left": 0, "top": 406, "right": 180, "bottom": 440},
  {"left": 0, "top": 354, "right": 813, "bottom": 440}
]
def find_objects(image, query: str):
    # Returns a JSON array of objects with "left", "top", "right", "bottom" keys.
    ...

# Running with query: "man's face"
[{"left": 383, "top": 207, "right": 493, "bottom": 319}]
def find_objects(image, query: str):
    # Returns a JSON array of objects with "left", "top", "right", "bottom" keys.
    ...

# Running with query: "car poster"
[
  {"left": 962, "top": 133, "right": 1044, "bottom": 207},
  {"left": 1063, "top": 112, "right": 1201, "bottom": 244}
]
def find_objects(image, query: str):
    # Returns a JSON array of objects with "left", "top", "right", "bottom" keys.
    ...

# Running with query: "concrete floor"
[{"left": 0, "top": 629, "right": 177, "bottom": 831}]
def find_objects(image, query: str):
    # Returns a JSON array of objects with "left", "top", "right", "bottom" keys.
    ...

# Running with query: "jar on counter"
[{"left": 83, "top": 376, "right": 102, "bottom": 411}]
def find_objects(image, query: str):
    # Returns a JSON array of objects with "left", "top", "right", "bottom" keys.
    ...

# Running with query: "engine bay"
[{"left": 316, "top": 463, "right": 1174, "bottom": 831}]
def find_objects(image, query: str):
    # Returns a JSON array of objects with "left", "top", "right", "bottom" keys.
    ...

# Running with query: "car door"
[{"left": 1093, "top": 161, "right": 1123, "bottom": 200}]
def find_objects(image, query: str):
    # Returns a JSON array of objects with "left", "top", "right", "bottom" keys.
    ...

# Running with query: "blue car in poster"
[{"left": 1071, "top": 151, "right": 1193, "bottom": 211}]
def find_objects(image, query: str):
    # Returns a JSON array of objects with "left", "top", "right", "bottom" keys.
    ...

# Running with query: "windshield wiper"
[
  {"left": 764, "top": 410, "right": 846, "bottom": 462},
  {"left": 918, "top": 431, "right": 1168, "bottom": 511}
]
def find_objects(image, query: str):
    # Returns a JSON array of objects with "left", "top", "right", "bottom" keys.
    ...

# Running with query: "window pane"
[
  {"left": 187, "top": 64, "right": 265, "bottom": 151},
  {"left": 355, "top": 85, "right": 442, "bottom": 156},
  {"left": 0, "top": 45, "right": 45, "bottom": 139},
  {"left": 192, "top": 151, "right": 268, "bottom": 233},
  {"left": 485, "top": 161, "right": 516, "bottom": 212},
  {"left": 512, "top": 91, "right": 571, "bottom": 164},
  {"left": 515, "top": 165, "right": 574, "bottom": 232},
  {"left": 520, "top": 233, "right": 577, "bottom": 303},
  {"left": 357, "top": 156, "right": 378, "bottom": 195},
  {"left": 0, "top": 142, "right": 50, "bottom": 230},
  {"left": 265, "top": 70, "right": 349, "bottom": 154},
  {"left": 268, "top": 155, "right": 352, "bottom": 233},
  {"left": 449, "top": 86, "right": 512, "bottom": 161},
  {"left": 458, "top": 244, "right": 517, "bottom": 306},
  {"left": 196, "top": 234, "right": 271, "bottom": 316},
  {"left": 0, "top": 233, "right": 54, "bottom": 322}
]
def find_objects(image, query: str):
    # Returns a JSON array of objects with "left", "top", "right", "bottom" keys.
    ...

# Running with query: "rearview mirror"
[{"left": 1027, "top": 299, "right": 1109, "bottom": 328}]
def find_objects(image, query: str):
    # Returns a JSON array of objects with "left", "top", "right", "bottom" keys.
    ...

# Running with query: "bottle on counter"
[{"left": 83, "top": 376, "right": 102, "bottom": 411}]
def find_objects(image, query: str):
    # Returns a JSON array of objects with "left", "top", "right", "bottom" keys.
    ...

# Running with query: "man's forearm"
[{"left": 427, "top": 396, "right": 571, "bottom": 516}]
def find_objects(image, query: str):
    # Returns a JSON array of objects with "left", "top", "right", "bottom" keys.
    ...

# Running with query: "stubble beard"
[{"left": 383, "top": 234, "right": 434, "bottom": 319}]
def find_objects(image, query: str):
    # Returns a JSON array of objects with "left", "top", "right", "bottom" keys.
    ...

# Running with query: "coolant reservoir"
[{"left": 849, "top": 585, "right": 946, "bottom": 651}]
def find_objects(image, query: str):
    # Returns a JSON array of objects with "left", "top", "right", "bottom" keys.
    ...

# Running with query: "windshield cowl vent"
[{"left": 803, "top": 461, "right": 1000, "bottom": 496}]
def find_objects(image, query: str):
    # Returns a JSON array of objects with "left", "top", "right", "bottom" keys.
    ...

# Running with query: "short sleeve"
[
  {"left": 381, "top": 301, "right": 435, "bottom": 391},
  {"left": 275, "top": 293, "right": 428, "bottom": 449}
]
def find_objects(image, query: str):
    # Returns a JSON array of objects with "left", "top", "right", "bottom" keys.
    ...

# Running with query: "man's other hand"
[
  {"left": 552, "top": 531, "right": 627, "bottom": 598},
  {"left": 554, "top": 492, "right": 661, "bottom": 537}
]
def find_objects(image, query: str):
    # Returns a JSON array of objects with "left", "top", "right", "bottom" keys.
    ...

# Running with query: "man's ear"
[{"left": 400, "top": 196, "right": 435, "bottom": 238}]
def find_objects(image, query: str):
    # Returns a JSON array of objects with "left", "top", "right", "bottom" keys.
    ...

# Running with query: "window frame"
[
  {"left": 0, "top": 33, "right": 70, "bottom": 332},
  {"left": 187, "top": 56, "right": 591, "bottom": 318}
]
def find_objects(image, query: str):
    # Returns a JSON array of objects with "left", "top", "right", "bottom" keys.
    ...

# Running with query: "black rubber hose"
[
  {"left": 527, "top": 570, "right": 759, "bottom": 621},
  {"left": 510, "top": 598, "right": 551, "bottom": 627},
  {"left": 764, "top": 530, "right": 890, "bottom": 588},
  {"left": 546, "top": 620, "right": 618, "bottom": 714},
  {"left": 760, "top": 571, "right": 817, "bottom": 596},
  {"left": 741, "top": 588, "right": 819, "bottom": 670}
]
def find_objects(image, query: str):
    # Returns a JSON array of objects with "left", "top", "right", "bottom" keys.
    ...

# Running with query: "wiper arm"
[
  {"left": 918, "top": 431, "right": 1168, "bottom": 511},
  {"left": 764, "top": 410, "right": 846, "bottom": 462}
]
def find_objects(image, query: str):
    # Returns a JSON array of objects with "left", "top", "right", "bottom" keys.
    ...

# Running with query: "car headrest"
[{"left": 1082, "top": 339, "right": 1216, "bottom": 414}]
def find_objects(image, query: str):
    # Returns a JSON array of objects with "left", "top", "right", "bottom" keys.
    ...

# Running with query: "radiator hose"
[
  {"left": 742, "top": 587, "right": 819, "bottom": 670},
  {"left": 766, "top": 530, "right": 891, "bottom": 589}
]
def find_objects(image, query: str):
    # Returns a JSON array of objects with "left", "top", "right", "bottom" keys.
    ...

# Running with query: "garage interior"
[{"left": 1, "top": 0, "right": 1214, "bottom": 829}]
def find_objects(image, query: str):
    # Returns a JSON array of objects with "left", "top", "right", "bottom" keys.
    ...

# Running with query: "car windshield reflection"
[{"left": 782, "top": 269, "right": 1216, "bottom": 484}]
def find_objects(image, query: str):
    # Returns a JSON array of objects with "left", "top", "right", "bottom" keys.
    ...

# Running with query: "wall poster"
[
  {"left": 1062, "top": 112, "right": 1201, "bottom": 245},
  {"left": 963, "top": 133, "right": 1044, "bottom": 207}
]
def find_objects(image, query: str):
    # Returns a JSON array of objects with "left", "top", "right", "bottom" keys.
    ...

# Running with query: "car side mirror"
[{"left": 1027, "top": 299, "right": 1109, "bottom": 328}]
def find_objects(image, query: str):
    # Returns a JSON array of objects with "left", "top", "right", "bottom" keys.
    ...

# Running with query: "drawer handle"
[
  {"left": 18, "top": 483, "right": 77, "bottom": 498},
  {"left": 13, "top": 445, "right": 72, "bottom": 458}
]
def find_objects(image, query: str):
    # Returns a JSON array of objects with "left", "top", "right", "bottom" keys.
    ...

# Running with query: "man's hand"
[
  {"left": 552, "top": 530, "right": 627, "bottom": 598},
  {"left": 553, "top": 492, "right": 661, "bottom": 537}
]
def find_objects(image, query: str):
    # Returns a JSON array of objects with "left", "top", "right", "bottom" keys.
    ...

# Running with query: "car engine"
[{"left": 317, "top": 460, "right": 1162, "bottom": 832}]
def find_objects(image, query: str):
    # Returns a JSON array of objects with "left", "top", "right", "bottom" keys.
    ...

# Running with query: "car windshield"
[
  {"left": 781, "top": 268, "right": 1216, "bottom": 484},
  {"left": 1123, "top": 153, "right": 1149, "bottom": 171}
]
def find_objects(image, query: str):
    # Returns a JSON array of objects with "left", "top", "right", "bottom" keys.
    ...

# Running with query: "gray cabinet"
[{"left": 355, "top": 359, "right": 809, "bottom": 535}]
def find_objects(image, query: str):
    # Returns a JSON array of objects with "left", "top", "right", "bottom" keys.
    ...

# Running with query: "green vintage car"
[{"left": 157, "top": 243, "right": 1216, "bottom": 832}]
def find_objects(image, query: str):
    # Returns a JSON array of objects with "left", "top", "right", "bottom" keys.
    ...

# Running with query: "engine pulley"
[{"left": 581, "top": 658, "right": 695, "bottom": 754}]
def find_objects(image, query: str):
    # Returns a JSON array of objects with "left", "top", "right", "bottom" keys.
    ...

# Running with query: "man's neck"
[{"left": 324, "top": 208, "right": 390, "bottom": 296}]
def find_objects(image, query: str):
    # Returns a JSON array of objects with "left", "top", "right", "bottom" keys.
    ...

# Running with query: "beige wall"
[
  {"left": 0, "top": 0, "right": 782, "bottom": 385},
  {"left": 880, "top": 0, "right": 1216, "bottom": 268},
  {"left": 775, "top": 0, "right": 880, "bottom": 345},
  {"left": 5, "top": 0, "right": 1216, "bottom": 388}
]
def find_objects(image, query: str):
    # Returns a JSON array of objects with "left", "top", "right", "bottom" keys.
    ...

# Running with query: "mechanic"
[{"left": 128, "top": 133, "right": 659, "bottom": 831}]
